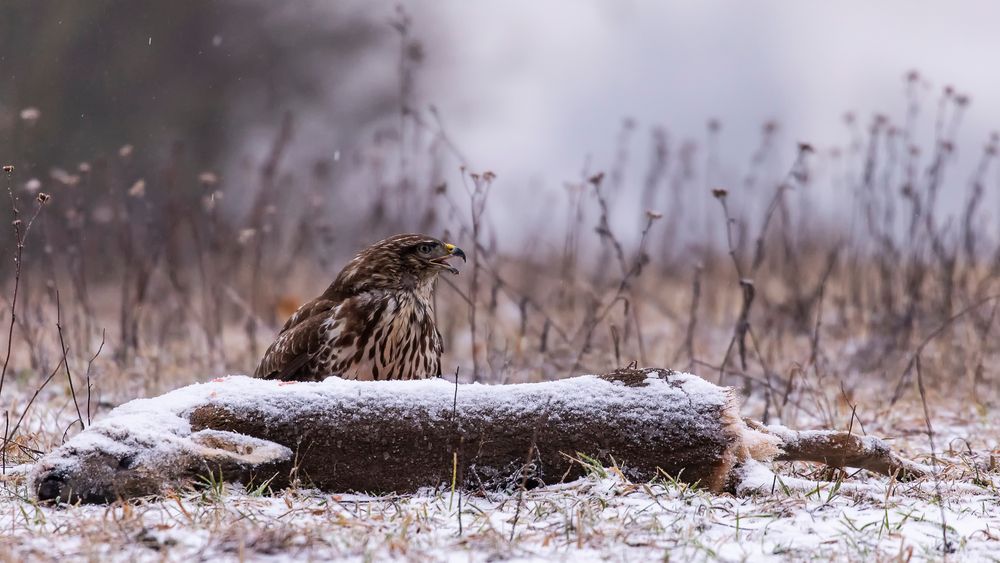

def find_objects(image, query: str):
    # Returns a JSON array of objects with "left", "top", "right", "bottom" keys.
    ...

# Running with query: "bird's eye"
[{"left": 417, "top": 243, "right": 435, "bottom": 255}]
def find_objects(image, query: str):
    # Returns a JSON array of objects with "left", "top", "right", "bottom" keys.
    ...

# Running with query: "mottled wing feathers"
[
  {"left": 279, "top": 298, "right": 338, "bottom": 333},
  {"left": 255, "top": 299, "right": 337, "bottom": 381}
]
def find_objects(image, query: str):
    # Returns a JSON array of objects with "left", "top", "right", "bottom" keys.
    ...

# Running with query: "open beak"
[{"left": 435, "top": 243, "right": 467, "bottom": 275}]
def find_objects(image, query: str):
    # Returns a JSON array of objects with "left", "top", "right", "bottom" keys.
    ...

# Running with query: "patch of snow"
[{"left": 5, "top": 468, "right": 1000, "bottom": 561}]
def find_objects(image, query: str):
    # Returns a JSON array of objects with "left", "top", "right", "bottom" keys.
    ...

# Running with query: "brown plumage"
[{"left": 254, "top": 234, "right": 466, "bottom": 382}]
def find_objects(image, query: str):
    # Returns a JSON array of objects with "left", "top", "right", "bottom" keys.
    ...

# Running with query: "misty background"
[
  {"left": 2, "top": 0, "right": 999, "bottom": 264},
  {"left": 0, "top": 0, "right": 998, "bottom": 420}
]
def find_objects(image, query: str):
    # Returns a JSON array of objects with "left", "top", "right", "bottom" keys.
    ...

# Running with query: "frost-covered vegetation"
[
  {"left": 5, "top": 426, "right": 1000, "bottom": 561},
  {"left": 2, "top": 4, "right": 1000, "bottom": 562}
]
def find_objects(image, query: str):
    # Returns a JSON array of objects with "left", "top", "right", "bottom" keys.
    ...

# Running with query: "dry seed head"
[
  {"left": 646, "top": 210, "right": 663, "bottom": 220},
  {"left": 50, "top": 168, "right": 70, "bottom": 183},
  {"left": 128, "top": 179, "right": 146, "bottom": 198},
  {"left": 50, "top": 168, "right": 81, "bottom": 186},
  {"left": 198, "top": 171, "right": 219, "bottom": 186},
  {"left": 712, "top": 188, "right": 728, "bottom": 199},
  {"left": 238, "top": 229, "right": 256, "bottom": 245},
  {"left": 19, "top": 107, "right": 40, "bottom": 123},
  {"left": 36, "top": 192, "right": 51, "bottom": 204},
  {"left": 3, "top": 165, "right": 13, "bottom": 173}
]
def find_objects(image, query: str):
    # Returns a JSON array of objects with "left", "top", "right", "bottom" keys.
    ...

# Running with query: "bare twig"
[
  {"left": 889, "top": 294, "right": 1000, "bottom": 405},
  {"left": 3, "top": 358, "right": 65, "bottom": 468},
  {"left": 56, "top": 291, "right": 85, "bottom": 431},
  {"left": 461, "top": 169, "right": 495, "bottom": 381},
  {"left": 1, "top": 167, "right": 46, "bottom": 399},
  {"left": 915, "top": 356, "right": 951, "bottom": 555},
  {"left": 674, "top": 264, "right": 703, "bottom": 371},
  {"left": 84, "top": 328, "right": 106, "bottom": 426}
]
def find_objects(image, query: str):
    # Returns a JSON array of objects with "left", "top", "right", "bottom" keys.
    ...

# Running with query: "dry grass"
[
  {"left": 0, "top": 15, "right": 998, "bottom": 559},
  {"left": 1, "top": 412, "right": 998, "bottom": 561}
]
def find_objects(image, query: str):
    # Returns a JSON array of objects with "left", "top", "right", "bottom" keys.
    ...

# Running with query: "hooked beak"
[{"left": 435, "top": 243, "right": 467, "bottom": 275}]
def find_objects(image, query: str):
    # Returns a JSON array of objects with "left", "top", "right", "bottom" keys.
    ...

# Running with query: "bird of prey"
[{"left": 254, "top": 234, "right": 466, "bottom": 382}]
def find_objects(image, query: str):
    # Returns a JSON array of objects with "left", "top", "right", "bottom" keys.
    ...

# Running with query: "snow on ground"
[
  {"left": 4, "top": 375, "right": 999, "bottom": 561},
  {"left": 2, "top": 459, "right": 999, "bottom": 562}
]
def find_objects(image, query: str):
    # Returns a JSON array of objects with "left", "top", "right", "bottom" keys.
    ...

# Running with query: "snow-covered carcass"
[{"left": 30, "top": 368, "right": 927, "bottom": 503}]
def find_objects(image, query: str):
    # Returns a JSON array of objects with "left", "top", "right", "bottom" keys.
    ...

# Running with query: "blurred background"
[
  {"left": 4, "top": 1, "right": 999, "bottom": 243},
  {"left": 1, "top": 1, "right": 999, "bottom": 434}
]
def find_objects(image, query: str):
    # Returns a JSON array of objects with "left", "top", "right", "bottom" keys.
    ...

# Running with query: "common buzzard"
[{"left": 254, "top": 234, "right": 466, "bottom": 381}]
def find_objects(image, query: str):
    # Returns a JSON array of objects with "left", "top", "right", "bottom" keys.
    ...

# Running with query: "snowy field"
[
  {"left": 5, "top": 3, "right": 1000, "bottom": 560},
  {"left": 2, "top": 401, "right": 998, "bottom": 562},
  {"left": 2, "top": 464, "right": 998, "bottom": 561}
]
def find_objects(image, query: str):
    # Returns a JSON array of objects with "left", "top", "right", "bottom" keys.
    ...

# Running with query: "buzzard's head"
[{"left": 331, "top": 234, "right": 467, "bottom": 295}]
